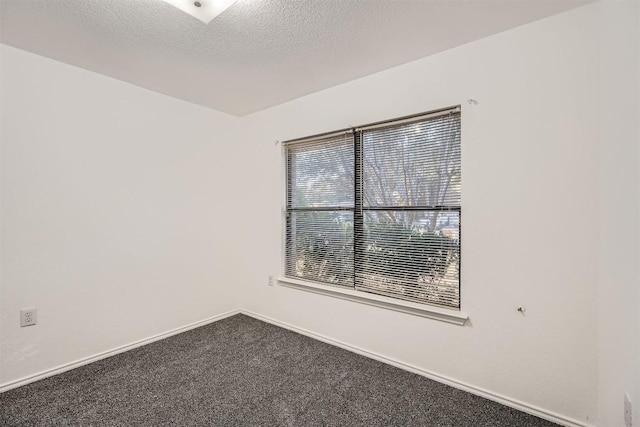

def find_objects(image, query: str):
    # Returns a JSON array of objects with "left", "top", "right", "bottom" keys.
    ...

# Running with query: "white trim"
[
  {"left": 241, "top": 310, "right": 593, "bottom": 427},
  {"left": 0, "top": 307, "right": 592, "bottom": 427},
  {"left": 0, "top": 309, "right": 240, "bottom": 393},
  {"left": 277, "top": 276, "right": 468, "bottom": 326}
]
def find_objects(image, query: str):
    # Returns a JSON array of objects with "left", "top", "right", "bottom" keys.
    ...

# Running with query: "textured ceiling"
[{"left": 0, "top": 0, "right": 591, "bottom": 116}]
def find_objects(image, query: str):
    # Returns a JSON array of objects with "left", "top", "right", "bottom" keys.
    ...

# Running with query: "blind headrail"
[
  {"left": 356, "top": 106, "right": 460, "bottom": 132},
  {"left": 282, "top": 105, "right": 460, "bottom": 145},
  {"left": 282, "top": 130, "right": 354, "bottom": 146}
]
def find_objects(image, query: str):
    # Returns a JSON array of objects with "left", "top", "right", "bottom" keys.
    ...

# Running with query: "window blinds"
[
  {"left": 356, "top": 110, "right": 461, "bottom": 308},
  {"left": 285, "top": 133, "right": 355, "bottom": 288},
  {"left": 285, "top": 107, "right": 461, "bottom": 309}
]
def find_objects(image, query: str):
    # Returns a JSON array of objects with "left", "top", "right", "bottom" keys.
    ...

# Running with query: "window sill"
[{"left": 276, "top": 277, "right": 468, "bottom": 326}]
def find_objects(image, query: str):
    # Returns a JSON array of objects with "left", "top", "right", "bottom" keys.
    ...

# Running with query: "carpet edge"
[
  {"left": 0, "top": 309, "right": 241, "bottom": 394},
  {"left": 240, "top": 309, "right": 593, "bottom": 427}
]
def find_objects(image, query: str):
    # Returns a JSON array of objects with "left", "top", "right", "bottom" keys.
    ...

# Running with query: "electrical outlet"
[
  {"left": 20, "top": 307, "right": 37, "bottom": 327},
  {"left": 624, "top": 393, "right": 632, "bottom": 427},
  {"left": 268, "top": 276, "right": 274, "bottom": 286}
]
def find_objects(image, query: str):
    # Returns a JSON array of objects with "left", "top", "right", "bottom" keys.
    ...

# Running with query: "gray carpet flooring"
[{"left": 0, "top": 314, "right": 557, "bottom": 426}]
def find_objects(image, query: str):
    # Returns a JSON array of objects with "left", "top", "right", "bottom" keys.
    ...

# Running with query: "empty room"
[{"left": 0, "top": 0, "right": 638, "bottom": 426}]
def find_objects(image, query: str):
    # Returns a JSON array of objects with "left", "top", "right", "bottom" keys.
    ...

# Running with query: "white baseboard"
[
  {"left": 0, "top": 309, "right": 240, "bottom": 393},
  {"left": 0, "top": 307, "right": 594, "bottom": 427},
  {"left": 240, "top": 310, "right": 594, "bottom": 427}
]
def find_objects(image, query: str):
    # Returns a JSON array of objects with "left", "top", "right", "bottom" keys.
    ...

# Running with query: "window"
[{"left": 284, "top": 106, "right": 461, "bottom": 310}]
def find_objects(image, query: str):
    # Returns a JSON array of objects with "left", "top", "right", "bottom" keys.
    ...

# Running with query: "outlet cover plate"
[{"left": 20, "top": 307, "right": 37, "bottom": 327}]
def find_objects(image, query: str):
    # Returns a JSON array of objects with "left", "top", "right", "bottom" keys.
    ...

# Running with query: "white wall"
[
  {"left": 237, "top": 4, "right": 608, "bottom": 425},
  {"left": 0, "top": 44, "right": 240, "bottom": 385},
  {"left": 597, "top": 2, "right": 640, "bottom": 426}
]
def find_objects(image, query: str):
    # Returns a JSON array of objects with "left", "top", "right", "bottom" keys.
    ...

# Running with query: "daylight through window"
[{"left": 284, "top": 106, "right": 461, "bottom": 309}]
